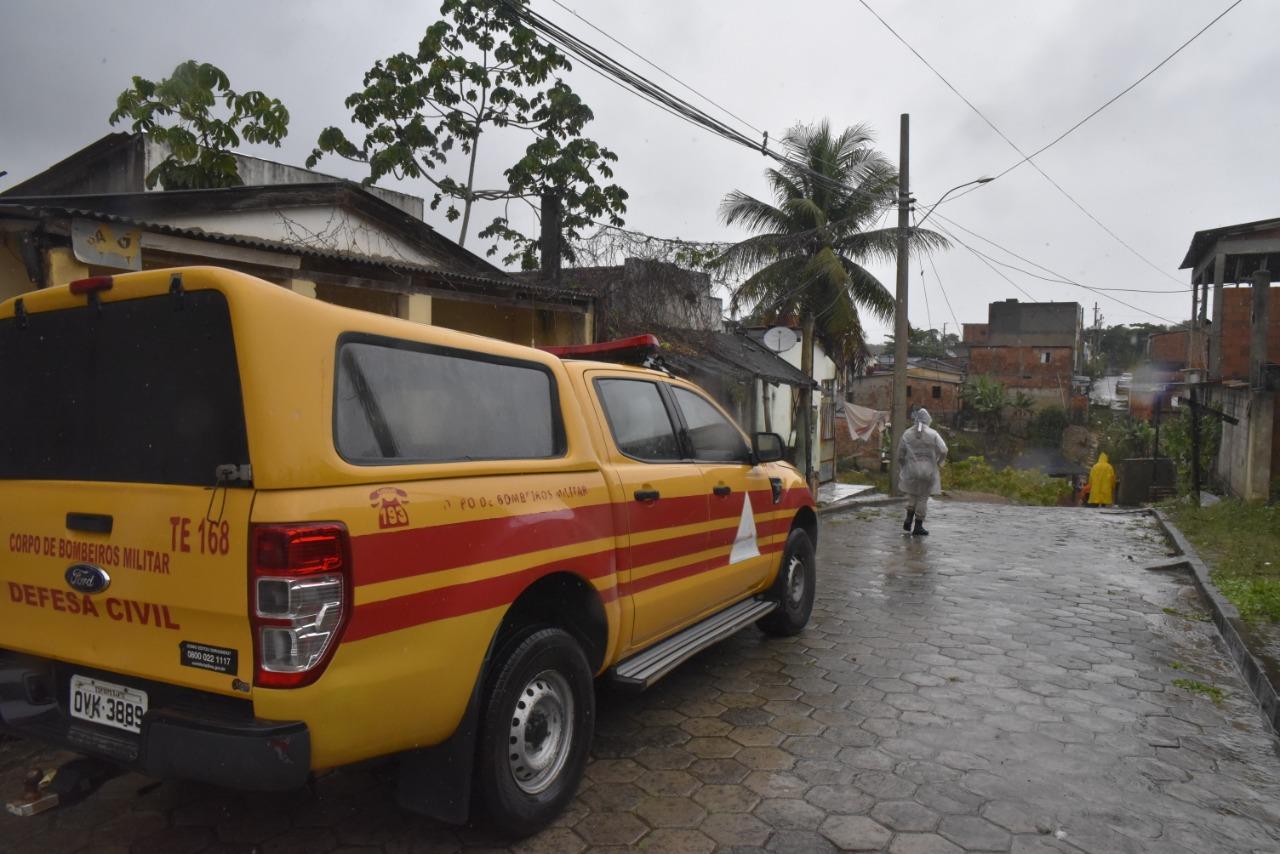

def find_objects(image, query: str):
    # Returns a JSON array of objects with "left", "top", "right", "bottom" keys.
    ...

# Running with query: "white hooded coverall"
[{"left": 897, "top": 408, "right": 948, "bottom": 520}]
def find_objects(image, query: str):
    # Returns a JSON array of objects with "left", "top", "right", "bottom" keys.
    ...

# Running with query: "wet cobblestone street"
[{"left": 3, "top": 502, "right": 1279, "bottom": 853}]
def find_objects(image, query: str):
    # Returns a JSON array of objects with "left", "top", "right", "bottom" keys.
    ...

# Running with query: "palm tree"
[
  {"left": 717, "top": 120, "right": 946, "bottom": 369},
  {"left": 716, "top": 120, "right": 946, "bottom": 474}
]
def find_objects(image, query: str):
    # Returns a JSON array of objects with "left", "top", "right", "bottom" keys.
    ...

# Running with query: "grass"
[
  {"left": 1168, "top": 500, "right": 1280, "bottom": 623},
  {"left": 837, "top": 468, "right": 890, "bottom": 494},
  {"left": 1172, "top": 677, "right": 1224, "bottom": 704},
  {"left": 1162, "top": 607, "right": 1210, "bottom": 623}
]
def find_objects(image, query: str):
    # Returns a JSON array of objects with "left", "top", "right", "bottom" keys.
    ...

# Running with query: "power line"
[
  {"left": 911, "top": 213, "right": 932, "bottom": 330},
  {"left": 934, "top": 217, "right": 1186, "bottom": 328},
  {"left": 926, "top": 251, "right": 961, "bottom": 335},
  {"left": 856, "top": 0, "right": 1187, "bottom": 287},
  {"left": 503, "top": 0, "right": 896, "bottom": 207},
  {"left": 545, "top": 0, "right": 766, "bottom": 138},
  {"left": 987, "top": 0, "right": 1245, "bottom": 184},
  {"left": 932, "top": 213, "right": 1193, "bottom": 294},
  {"left": 933, "top": 221, "right": 1040, "bottom": 304}
]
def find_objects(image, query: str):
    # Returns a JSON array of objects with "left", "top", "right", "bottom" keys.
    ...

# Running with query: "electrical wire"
[
  {"left": 933, "top": 222, "right": 1040, "bottom": 304},
  {"left": 926, "top": 251, "right": 962, "bottom": 336},
  {"left": 501, "top": 0, "right": 896, "bottom": 206},
  {"left": 545, "top": 0, "right": 767, "bottom": 138},
  {"left": 856, "top": 0, "right": 1190, "bottom": 287},
  {"left": 911, "top": 213, "right": 932, "bottom": 330},
  {"left": 987, "top": 0, "right": 1245, "bottom": 184},
  {"left": 932, "top": 213, "right": 1194, "bottom": 294},
  {"left": 933, "top": 218, "right": 1187, "bottom": 328}
]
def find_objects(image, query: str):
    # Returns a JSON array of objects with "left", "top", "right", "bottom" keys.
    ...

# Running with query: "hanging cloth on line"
[{"left": 842, "top": 402, "right": 889, "bottom": 442}]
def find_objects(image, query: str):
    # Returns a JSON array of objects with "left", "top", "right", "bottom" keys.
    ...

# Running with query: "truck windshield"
[{"left": 0, "top": 290, "right": 250, "bottom": 486}]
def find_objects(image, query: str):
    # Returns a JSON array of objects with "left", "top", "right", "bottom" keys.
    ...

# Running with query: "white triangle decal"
[{"left": 728, "top": 494, "right": 761, "bottom": 564}]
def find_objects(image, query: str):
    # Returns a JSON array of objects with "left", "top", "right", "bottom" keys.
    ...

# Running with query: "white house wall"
[
  {"left": 751, "top": 340, "right": 837, "bottom": 478},
  {"left": 149, "top": 207, "right": 442, "bottom": 267}
]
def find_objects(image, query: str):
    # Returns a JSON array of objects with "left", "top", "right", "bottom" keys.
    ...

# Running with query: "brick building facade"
[
  {"left": 963, "top": 299, "right": 1084, "bottom": 410},
  {"left": 1215, "top": 286, "right": 1280, "bottom": 381}
]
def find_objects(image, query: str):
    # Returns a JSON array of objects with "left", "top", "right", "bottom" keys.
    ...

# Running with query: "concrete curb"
[
  {"left": 1150, "top": 509, "right": 1280, "bottom": 734},
  {"left": 818, "top": 494, "right": 906, "bottom": 515}
]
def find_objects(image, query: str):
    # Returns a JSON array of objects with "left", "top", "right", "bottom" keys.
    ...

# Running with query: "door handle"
[
  {"left": 67, "top": 512, "right": 113, "bottom": 534},
  {"left": 712, "top": 485, "right": 732, "bottom": 497},
  {"left": 634, "top": 489, "right": 661, "bottom": 502}
]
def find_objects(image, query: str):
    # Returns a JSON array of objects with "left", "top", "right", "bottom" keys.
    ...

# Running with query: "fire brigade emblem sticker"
[{"left": 729, "top": 497, "right": 760, "bottom": 564}]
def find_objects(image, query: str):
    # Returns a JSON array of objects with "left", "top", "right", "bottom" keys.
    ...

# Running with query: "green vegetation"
[
  {"left": 310, "top": 0, "right": 627, "bottom": 265},
  {"left": 1085, "top": 322, "right": 1171, "bottom": 376},
  {"left": 1162, "top": 606, "right": 1210, "bottom": 622},
  {"left": 1028, "top": 406, "right": 1069, "bottom": 448},
  {"left": 1172, "top": 678, "right": 1224, "bottom": 704},
  {"left": 883, "top": 325, "right": 960, "bottom": 359},
  {"left": 717, "top": 120, "right": 946, "bottom": 368},
  {"left": 942, "top": 456, "right": 1071, "bottom": 506},
  {"left": 1169, "top": 661, "right": 1184, "bottom": 670},
  {"left": 1168, "top": 500, "right": 1280, "bottom": 622},
  {"left": 838, "top": 468, "right": 890, "bottom": 494},
  {"left": 958, "top": 375, "right": 1007, "bottom": 433},
  {"left": 110, "top": 60, "right": 290, "bottom": 189}
]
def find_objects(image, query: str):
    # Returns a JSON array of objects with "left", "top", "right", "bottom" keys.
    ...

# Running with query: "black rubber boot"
[
  {"left": 912, "top": 517, "right": 929, "bottom": 536},
  {"left": 903, "top": 510, "right": 915, "bottom": 532}
]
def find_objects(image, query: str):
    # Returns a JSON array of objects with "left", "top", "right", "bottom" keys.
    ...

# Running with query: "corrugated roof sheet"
[
  {"left": 653, "top": 327, "right": 814, "bottom": 387},
  {"left": 0, "top": 200, "right": 590, "bottom": 303}
]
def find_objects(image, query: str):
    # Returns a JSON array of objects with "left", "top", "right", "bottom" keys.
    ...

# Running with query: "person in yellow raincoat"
[{"left": 1087, "top": 452, "right": 1117, "bottom": 506}]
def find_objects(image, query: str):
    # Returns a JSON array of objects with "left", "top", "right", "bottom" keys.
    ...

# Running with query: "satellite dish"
[{"left": 762, "top": 326, "right": 798, "bottom": 354}]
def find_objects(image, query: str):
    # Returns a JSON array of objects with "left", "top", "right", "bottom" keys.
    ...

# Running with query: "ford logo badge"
[{"left": 65, "top": 563, "right": 111, "bottom": 595}]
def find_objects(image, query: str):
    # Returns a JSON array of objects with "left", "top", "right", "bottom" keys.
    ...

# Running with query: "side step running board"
[{"left": 609, "top": 598, "right": 777, "bottom": 690}]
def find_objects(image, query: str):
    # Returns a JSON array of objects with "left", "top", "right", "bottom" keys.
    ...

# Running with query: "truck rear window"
[
  {"left": 334, "top": 335, "right": 563, "bottom": 464},
  {"left": 0, "top": 290, "right": 250, "bottom": 486}
]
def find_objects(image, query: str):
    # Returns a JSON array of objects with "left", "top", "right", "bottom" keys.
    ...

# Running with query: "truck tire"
[
  {"left": 757, "top": 528, "right": 816, "bottom": 637},
  {"left": 474, "top": 627, "right": 594, "bottom": 837}
]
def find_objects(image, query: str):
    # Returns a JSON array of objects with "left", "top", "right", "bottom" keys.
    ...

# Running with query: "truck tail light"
[
  {"left": 68, "top": 276, "right": 114, "bottom": 296},
  {"left": 250, "top": 523, "right": 352, "bottom": 688}
]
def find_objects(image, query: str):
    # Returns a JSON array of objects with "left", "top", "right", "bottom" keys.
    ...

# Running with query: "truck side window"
[
  {"left": 595, "top": 379, "right": 683, "bottom": 462},
  {"left": 335, "top": 338, "right": 562, "bottom": 464},
  {"left": 669, "top": 387, "right": 751, "bottom": 463}
]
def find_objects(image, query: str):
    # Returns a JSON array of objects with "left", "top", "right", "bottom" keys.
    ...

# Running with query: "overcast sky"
[{"left": 1, "top": 0, "right": 1273, "bottom": 342}]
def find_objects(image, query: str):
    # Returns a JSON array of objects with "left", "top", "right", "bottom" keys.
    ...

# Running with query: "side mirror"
[{"left": 753, "top": 432, "right": 785, "bottom": 464}]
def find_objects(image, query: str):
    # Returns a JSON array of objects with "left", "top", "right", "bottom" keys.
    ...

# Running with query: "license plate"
[{"left": 69, "top": 675, "right": 147, "bottom": 734}]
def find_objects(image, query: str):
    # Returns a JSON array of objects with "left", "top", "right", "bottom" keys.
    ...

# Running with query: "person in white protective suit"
[{"left": 897, "top": 408, "right": 948, "bottom": 536}]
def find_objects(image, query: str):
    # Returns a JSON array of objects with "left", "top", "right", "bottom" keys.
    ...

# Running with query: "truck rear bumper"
[{"left": 0, "top": 650, "right": 310, "bottom": 791}]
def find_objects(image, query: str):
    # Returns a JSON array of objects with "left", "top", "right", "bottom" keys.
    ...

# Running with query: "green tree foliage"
[
  {"left": 716, "top": 121, "right": 947, "bottom": 369},
  {"left": 1027, "top": 405, "right": 1068, "bottom": 448},
  {"left": 1087, "top": 322, "right": 1169, "bottom": 375},
  {"left": 109, "top": 60, "right": 289, "bottom": 190},
  {"left": 883, "top": 325, "right": 960, "bottom": 359},
  {"left": 959, "top": 374, "right": 1007, "bottom": 432},
  {"left": 1008, "top": 390, "right": 1036, "bottom": 435},
  {"left": 1159, "top": 407, "right": 1222, "bottom": 494},
  {"left": 308, "top": 0, "right": 625, "bottom": 265}
]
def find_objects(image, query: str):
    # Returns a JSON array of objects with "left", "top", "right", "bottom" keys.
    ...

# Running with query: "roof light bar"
[{"left": 541, "top": 334, "right": 661, "bottom": 363}]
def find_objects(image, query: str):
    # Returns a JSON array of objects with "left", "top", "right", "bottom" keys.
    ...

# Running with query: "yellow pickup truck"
[{"left": 0, "top": 266, "right": 817, "bottom": 834}]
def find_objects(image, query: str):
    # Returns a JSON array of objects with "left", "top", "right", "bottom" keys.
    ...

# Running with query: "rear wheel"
[
  {"left": 757, "top": 528, "right": 816, "bottom": 637},
  {"left": 475, "top": 627, "right": 594, "bottom": 837}
]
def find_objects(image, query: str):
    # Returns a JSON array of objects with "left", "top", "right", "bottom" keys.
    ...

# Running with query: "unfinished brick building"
[
  {"left": 963, "top": 299, "right": 1085, "bottom": 410},
  {"left": 1181, "top": 216, "right": 1280, "bottom": 499}
]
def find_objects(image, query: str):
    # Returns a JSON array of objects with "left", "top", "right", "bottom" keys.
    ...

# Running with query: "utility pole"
[{"left": 889, "top": 113, "right": 910, "bottom": 496}]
